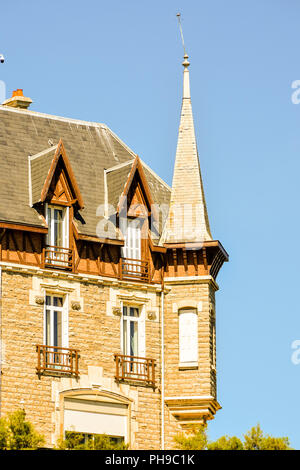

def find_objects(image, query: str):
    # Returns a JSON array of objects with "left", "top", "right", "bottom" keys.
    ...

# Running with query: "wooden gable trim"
[
  {"left": 148, "top": 234, "right": 166, "bottom": 253},
  {"left": 50, "top": 166, "right": 74, "bottom": 206},
  {"left": 0, "top": 222, "right": 48, "bottom": 234},
  {"left": 72, "top": 221, "right": 124, "bottom": 246},
  {"left": 117, "top": 155, "right": 156, "bottom": 218},
  {"left": 40, "top": 139, "right": 84, "bottom": 209}
]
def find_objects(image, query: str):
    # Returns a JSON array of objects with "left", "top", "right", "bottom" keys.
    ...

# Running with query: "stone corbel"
[
  {"left": 112, "top": 307, "right": 122, "bottom": 317},
  {"left": 147, "top": 311, "right": 156, "bottom": 321},
  {"left": 71, "top": 301, "right": 81, "bottom": 311},
  {"left": 35, "top": 295, "right": 44, "bottom": 305}
]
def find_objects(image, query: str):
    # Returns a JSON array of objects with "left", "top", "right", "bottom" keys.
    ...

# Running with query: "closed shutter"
[
  {"left": 179, "top": 310, "right": 198, "bottom": 364},
  {"left": 64, "top": 398, "right": 128, "bottom": 438}
]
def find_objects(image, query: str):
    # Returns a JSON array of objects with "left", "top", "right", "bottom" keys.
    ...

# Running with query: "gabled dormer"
[
  {"left": 105, "top": 156, "right": 158, "bottom": 282},
  {"left": 29, "top": 139, "right": 83, "bottom": 270}
]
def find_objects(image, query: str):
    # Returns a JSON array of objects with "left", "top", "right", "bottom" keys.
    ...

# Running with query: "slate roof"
[
  {"left": 29, "top": 145, "right": 58, "bottom": 206},
  {"left": 0, "top": 105, "right": 170, "bottom": 240}
]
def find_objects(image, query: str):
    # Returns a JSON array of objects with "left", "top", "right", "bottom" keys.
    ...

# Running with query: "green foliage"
[
  {"left": 0, "top": 409, "right": 44, "bottom": 450},
  {"left": 57, "top": 432, "right": 87, "bottom": 450},
  {"left": 174, "top": 425, "right": 207, "bottom": 450},
  {"left": 91, "top": 434, "right": 129, "bottom": 450},
  {"left": 243, "top": 424, "right": 291, "bottom": 450},
  {"left": 57, "top": 431, "right": 129, "bottom": 450},
  {"left": 174, "top": 422, "right": 292, "bottom": 451},
  {"left": 0, "top": 419, "right": 7, "bottom": 449},
  {"left": 207, "top": 435, "right": 244, "bottom": 450}
]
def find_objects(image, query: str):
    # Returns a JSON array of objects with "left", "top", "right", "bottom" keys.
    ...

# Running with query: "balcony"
[
  {"left": 36, "top": 345, "right": 79, "bottom": 376},
  {"left": 43, "top": 245, "right": 74, "bottom": 270},
  {"left": 114, "top": 354, "right": 155, "bottom": 387},
  {"left": 119, "top": 258, "right": 150, "bottom": 282}
]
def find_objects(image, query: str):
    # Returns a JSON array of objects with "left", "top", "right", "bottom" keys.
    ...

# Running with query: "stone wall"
[{"left": 0, "top": 267, "right": 218, "bottom": 449}]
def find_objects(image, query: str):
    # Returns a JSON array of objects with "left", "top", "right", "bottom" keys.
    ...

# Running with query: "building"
[{"left": 0, "top": 54, "right": 228, "bottom": 449}]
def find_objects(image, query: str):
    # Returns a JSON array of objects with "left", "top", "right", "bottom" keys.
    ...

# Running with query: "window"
[
  {"left": 45, "top": 204, "right": 71, "bottom": 268},
  {"left": 42, "top": 294, "right": 69, "bottom": 371},
  {"left": 179, "top": 309, "right": 198, "bottom": 366},
  {"left": 63, "top": 394, "right": 128, "bottom": 443},
  {"left": 118, "top": 304, "right": 148, "bottom": 381},
  {"left": 122, "top": 305, "right": 140, "bottom": 357},
  {"left": 120, "top": 218, "right": 150, "bottom": 281},
  {"left": 45, "top": 295, "right": 64, "bottom": 348},
  {"left": 121, "top": 219, "right": 141, "bottom": 261},
  {"left": 46, "top": 205, "right": 69, "bottom": 249}
]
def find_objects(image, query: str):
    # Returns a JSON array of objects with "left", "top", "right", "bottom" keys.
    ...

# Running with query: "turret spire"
[{"left": 161, "top": 17, "right": 212, "bottom": 245}]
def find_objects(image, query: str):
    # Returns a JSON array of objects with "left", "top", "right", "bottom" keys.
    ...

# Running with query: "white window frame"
[
  {"left": 46, "top": 203, "right": 69, "bottom": 249},
  {"left": 120, "top": 302, "right": 145, "bottom": 358},
  {"left": 121, "top": 218, "right": 141, "bottom": 260},
  {"left": 44, "top": 293, "right": 68, "bottom": 348},
  {"left": 178, "top": 309, "right": 198, "bottom": 367}
]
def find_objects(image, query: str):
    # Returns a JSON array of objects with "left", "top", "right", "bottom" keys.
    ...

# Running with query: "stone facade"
[{"left": 0, "top": 262, "right": 219, "bottom": 449}]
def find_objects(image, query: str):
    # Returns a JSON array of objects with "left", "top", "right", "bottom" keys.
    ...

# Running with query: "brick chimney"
[{"left": 2, "top": 89, "right": 33, "bottom": 109}]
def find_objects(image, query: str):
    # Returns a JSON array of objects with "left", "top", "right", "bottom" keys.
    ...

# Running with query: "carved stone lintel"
[
  {"left": 147, "top": 311, "right": 156, "bottom": 321},
  {"left": 112, "top": 307, "right": 122, "bottom": 317},
  {"left": 35, "top": 296, "right": 44, "bottom": 305},
  {"left": 71, "top": 301, "right": 81, "bottom": 311}
]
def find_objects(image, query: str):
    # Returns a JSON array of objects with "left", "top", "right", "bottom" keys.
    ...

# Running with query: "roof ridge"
[
  {"left": 0, "top": 104, "right": 106, "bottom": 128},
  {"left": 105, "top": 159, "right": 134, "bottom": 173},
  {"left": 105, "top": 126, "right": 137, "bottom": 159},
  {"left": 29, "top": 144, "right": 58, "bottom": 161},
  {"left": 139, "top": 158, "right": 171, "bottom": 192}
]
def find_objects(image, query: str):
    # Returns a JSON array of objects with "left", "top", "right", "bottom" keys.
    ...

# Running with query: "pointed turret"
[{"left": 162, "top": 54, "right": 212, "bottom": 244}]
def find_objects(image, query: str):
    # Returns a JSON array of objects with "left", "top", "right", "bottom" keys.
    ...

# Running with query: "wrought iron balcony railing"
[
  {"left": 36, "top": 345, "right": 79, "bottom": 376},
  {"left": 43, "top": 245, "right": 74, "bottom": 270},
  {"left": 114, "top": 353, "right": 155, "bottom": 387},
  {"left": 120, "top": 258, "right": 150, "bottom": 282}
]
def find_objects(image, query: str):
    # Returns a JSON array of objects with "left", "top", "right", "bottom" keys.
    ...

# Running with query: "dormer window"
[
  {"left": 44, "top": 204, "right": 73, "bottom": 270},
  {"left": 46, "top": 205, "right": 69, "bottom": 249},
  {"left": 121, "top": 218, "right": 141, "bottom": 263},
  {"left": 120, "top": 218, "right": 149, "bottom": 282}
]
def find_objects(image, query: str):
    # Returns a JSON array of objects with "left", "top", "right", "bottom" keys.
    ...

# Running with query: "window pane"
[
  {"left": 53, "top": 296, "right": 63, "bottom": 307},
  {"left": 46, "top": 295, "right": 51, "bottom": 306},
  {"left": 54, "top": 209, "right": 63, "bottom": 246},
  {"left": 123, "top": 319, "right": 127, "bottom": 355},
  {"left": 129, "top": 307, "right": 139, "bottom": 317},
  {"left": 130, "top": 321, "right": 138, "bottom": 356},
  {"left": 46, "top": 310, "right": 51, "bottom": 345},
  {"left": 53, "top": 310, "right": 62, "bottom": 347}
]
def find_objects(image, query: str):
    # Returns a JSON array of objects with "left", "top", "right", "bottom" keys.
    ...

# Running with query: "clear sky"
[{"left": 1, "top": 0, "right": 300, "bottom": 449}]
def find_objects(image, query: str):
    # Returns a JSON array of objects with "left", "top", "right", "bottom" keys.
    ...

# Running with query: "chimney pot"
[{"left": 2, "top": 88, "right": 32, "bottom": 109}]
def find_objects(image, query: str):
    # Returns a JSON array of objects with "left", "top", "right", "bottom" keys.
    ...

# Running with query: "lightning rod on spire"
[{"left": 176, "top": 13, "right": 186, "bottom": 56}]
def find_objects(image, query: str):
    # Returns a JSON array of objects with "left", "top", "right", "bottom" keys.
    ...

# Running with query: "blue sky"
[{"left": 1, "top": 0, "right": 300, "bottom": 448}]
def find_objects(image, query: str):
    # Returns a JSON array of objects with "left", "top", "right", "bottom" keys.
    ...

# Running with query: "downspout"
[
  {"left": 0, "top": 266, "right": 2, "bottom": 418},
  {"left": 161, "top": 268, "right": 165, "bottom": 450}
]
